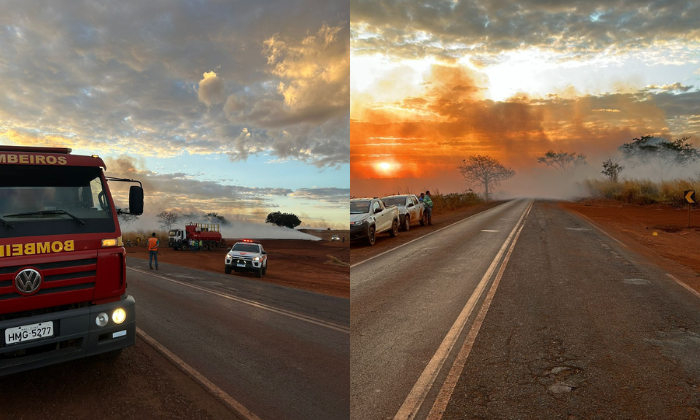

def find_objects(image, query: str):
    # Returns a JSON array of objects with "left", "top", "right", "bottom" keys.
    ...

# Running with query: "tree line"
[{"left": 458, "top": 135, "right": 699, "bottom": 200}]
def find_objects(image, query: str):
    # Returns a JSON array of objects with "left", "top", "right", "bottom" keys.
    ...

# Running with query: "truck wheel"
[
  {"left": 389, "top": 219, "right": 398, "bottom": 237},
  {"left": 256, "top": 268, "right": 263, "bottom": 278},
  {"left": 403, "top": 215, "right": 410, "bottom": 231},
  {"left": 99, "top": 349, "right": 123, "bottom": 360},
  {"left": 368, "top": 226, "right": 376, "bottom": 246},
  {"left": 225, "top": 266, "right": 231, "bottom": 274}
]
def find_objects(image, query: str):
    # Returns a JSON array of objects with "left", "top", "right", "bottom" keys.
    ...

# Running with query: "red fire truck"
[
  {"left": 0, "top": 145, "right": 143, "bottom": 376},
  {"left": 168, "top": 222, "right": 226, "bottom": 251}
]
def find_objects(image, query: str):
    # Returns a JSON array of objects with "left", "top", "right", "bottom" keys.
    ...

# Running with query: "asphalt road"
[
  {"left": 352, "top": 198, "right": 700, "bottom": 420},
  {"left": 442, "top": 201, "right": 700, "bottom": 419},
  {"left": 126, "top": 257, "right": 350, "bottom": 420},
  {"left": 351, "top": 198, "right": 532, "bottom": 419}
]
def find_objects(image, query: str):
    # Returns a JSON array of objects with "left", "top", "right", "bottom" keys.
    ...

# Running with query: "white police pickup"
[{"left": 224, "top": 240, "right": 268, "bottom": 278}]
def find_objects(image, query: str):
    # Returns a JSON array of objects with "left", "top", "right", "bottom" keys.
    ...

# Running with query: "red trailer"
[{"left": 168, "top": 223, "right": 226, "bottom": 251}]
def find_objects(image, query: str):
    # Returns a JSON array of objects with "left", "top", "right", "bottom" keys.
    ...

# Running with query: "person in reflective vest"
[
  {"left": 148, "top": 233, "right": 159, "bottom": 270},
  {"left": 423, "top": 191, "right": 433, "bottom": 226}
]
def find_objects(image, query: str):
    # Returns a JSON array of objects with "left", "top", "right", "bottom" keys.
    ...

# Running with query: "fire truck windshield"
[{"left": 0, "top": 165, "right": 116, "bottom": 238}]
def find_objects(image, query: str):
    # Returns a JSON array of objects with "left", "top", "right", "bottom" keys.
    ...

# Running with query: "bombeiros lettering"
[
  {"left": 0, "top": 153, "right": 67, "bottom": 165},
  {"left": 0, "top": 240, "right": 75, "bottom": 258}
]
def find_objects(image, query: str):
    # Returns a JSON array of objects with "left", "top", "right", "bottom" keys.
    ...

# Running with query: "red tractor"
[{"left": 168, "top": 223, "right": 226, "bottom": 251}]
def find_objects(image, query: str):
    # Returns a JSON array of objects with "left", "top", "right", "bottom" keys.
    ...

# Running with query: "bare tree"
[
  {"left": 601, "top": 159, "right": 624, "bottom": 182},
  {"left": 156, "top": 211, "right": 180, "bottom": 230},
  {"left": 537, "top": 150, "right": 587, "bottom": 178},
  {"left": 458, "top": 155, "right": 515, "bottom": 201}
]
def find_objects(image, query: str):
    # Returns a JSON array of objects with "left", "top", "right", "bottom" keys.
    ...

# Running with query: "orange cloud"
[{"left": 351, "top": 63, "right": 697, "bottom": 197}]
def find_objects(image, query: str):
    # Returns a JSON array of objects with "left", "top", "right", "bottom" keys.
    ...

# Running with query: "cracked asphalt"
[{"left": 443, "top": 201, "right": 700, "bottom": 420}]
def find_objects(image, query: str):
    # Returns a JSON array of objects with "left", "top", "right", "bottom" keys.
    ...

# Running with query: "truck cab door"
[
  {"left": 371, "top": 201, "right": 384, "bottom": 232},
  {"left": 377, "top": 200, "right": 390, "bottom": 231}
]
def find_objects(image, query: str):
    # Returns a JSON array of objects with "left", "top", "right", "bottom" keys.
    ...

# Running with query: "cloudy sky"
[
  {"left": 0, "top": 0, "right": 349, "bottom": 229},
  {"left": 350, "top": 0, "right": 700, "bottom": 197}
]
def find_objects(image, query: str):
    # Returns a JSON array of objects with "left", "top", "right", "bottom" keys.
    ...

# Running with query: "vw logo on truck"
[{"left": 15, "top": 268, "right": 42, "bottom": 295}]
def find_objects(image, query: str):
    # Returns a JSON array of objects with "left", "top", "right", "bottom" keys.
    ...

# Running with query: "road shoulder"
[{"left": 0, "top": 336, "right": 239, "bottom": 420}]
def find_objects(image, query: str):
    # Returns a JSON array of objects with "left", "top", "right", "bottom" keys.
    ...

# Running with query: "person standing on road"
[
  {"left": 419, "top": 193, "right": 424, "bottom": 203},
  {"left": 424, "top": 191, "right": 433, "bottom": 226},
  {"left": 148, "top": 233, "right": 159, "bottom": 270},
  {"left": 342, "top": 235, "right": 345, "bottom": 243},
  {"left": 190, "top": 238, "right": 195, "bottom": 252},
  {"left": 199, "top": 239, "right": 203, "bottom": 251}
]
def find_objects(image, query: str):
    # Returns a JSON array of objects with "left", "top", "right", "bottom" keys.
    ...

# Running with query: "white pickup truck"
[
  {"left": 350, "top": 198, "right": 400, "bottom": 246},
  {"left": 381, "top": 194, "right": 426, "bottom": 231}
]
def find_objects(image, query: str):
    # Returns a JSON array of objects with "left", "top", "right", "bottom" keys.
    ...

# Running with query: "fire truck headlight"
[
  {"left": 102, "top": 238, "right": 121, "bottom": 247},
  {"left": 96, "top": 312, "right": 109, "bottom": 327},
  {"left": 112, "top": 308, "right": 126, "bottom": 324}
]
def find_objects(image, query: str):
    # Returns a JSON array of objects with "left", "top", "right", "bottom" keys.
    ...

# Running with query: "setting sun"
[{"left": 379, "top": 162, "right": 391, "bottom": 170}]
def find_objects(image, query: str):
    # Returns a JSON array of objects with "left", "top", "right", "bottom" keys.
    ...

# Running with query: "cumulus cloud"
[
  {"left": 351, "top": 0, "right": 700, "bottom": 60},
  {"left": 222, "top": 22, "right": 350, "bottom": 167},
  {"left": 197, "top": 71, "right": 225, "bottom": 107},
  {"left": 290, "top": 187, "right": 350, "bottom": 208},
  {"left": 0, "top": 0, "right": 349, "bottom": 168}
]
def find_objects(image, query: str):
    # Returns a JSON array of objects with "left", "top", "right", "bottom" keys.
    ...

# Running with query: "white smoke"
[{"left": 119, "top": 214, "right": 320, "bottom": 241}]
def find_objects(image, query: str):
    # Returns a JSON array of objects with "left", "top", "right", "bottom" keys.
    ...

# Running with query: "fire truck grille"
[{"left": 0, "top": 258, "right": 97, "bottom": 300}]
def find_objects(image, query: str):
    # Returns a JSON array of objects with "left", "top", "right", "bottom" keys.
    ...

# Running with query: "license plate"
[
  {"left": 5, "top": 321, "right": 54, "bottom": 345},
  {"left": 237, "top": 263, "right": 246, "bottom": 267}
]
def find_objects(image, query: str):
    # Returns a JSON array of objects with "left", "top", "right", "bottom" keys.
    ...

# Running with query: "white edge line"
[
  {"left": 351, "top": 201, "right": 511, "bottom": 269},
  {"left": 666, "top": 273, "right": 700, "bottom": 300},
  {"left": 393, "top": 200, "right": 533, "bottom": 420},
  {"left": 127, "top": 267, "right": 349, "bottom": 334},
  {"left": 427, "top": 208, "right": 529, "bottom": 420},
  {"left": 137, "top": 327, "right": 262, "bottom": 420}
]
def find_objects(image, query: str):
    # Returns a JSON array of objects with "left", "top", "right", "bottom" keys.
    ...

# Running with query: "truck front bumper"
[
  {"left": 225, "top": 258, "right": 262, "bottom": 272},
  {"left": 0, "top": 295, "right": 136, "bottom": 377},
  {"left": 350, "top": 223, "right": 370, "bottom": 240}
]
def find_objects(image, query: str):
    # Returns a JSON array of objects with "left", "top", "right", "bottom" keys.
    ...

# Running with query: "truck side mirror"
[{"left": 129, "top": 186, "right": 144, "bottom": 215}]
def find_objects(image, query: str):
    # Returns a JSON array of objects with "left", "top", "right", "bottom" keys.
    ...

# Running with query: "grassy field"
[
  {"left": 429, "top": 190, "right": 485, "bottom": 211},
  {"left": 583, "top": 178, "right": 700, "bottom": 206}
]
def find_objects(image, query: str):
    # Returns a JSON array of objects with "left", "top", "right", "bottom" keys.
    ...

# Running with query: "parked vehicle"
[
  {"left": 0, "top": 145, "right": 143, "bottom": 376},
  {"left": 331, "top": 235, "right": 341, "bottom": 242},
  {"left": 225, "top": 240, "right": 268, "bottom": 278},
  {"left": 381, "top": 194, "right": 426, "bottom": 231},
  {"left": 168, "top": 223, "right": 226, "bottom": 251},
  {"left": 350, "top": 198, "right": 400, "bottom": 246}
]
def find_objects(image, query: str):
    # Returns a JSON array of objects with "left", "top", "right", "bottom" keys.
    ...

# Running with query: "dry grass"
[
  {"left": 121, "top": 229, "right": 169, "bottom": 246},
  {"left": 430, "top": 190, "right": 484, "bottom": 211},
  {"left": 325, "top": 255, "right": 350, "bottom": 267},
  {"left": 380, "top": 188, "right": 485, "bottom": 212},
  {"left": 583, "top": 178, "right": 700, "bottom": 206}
]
